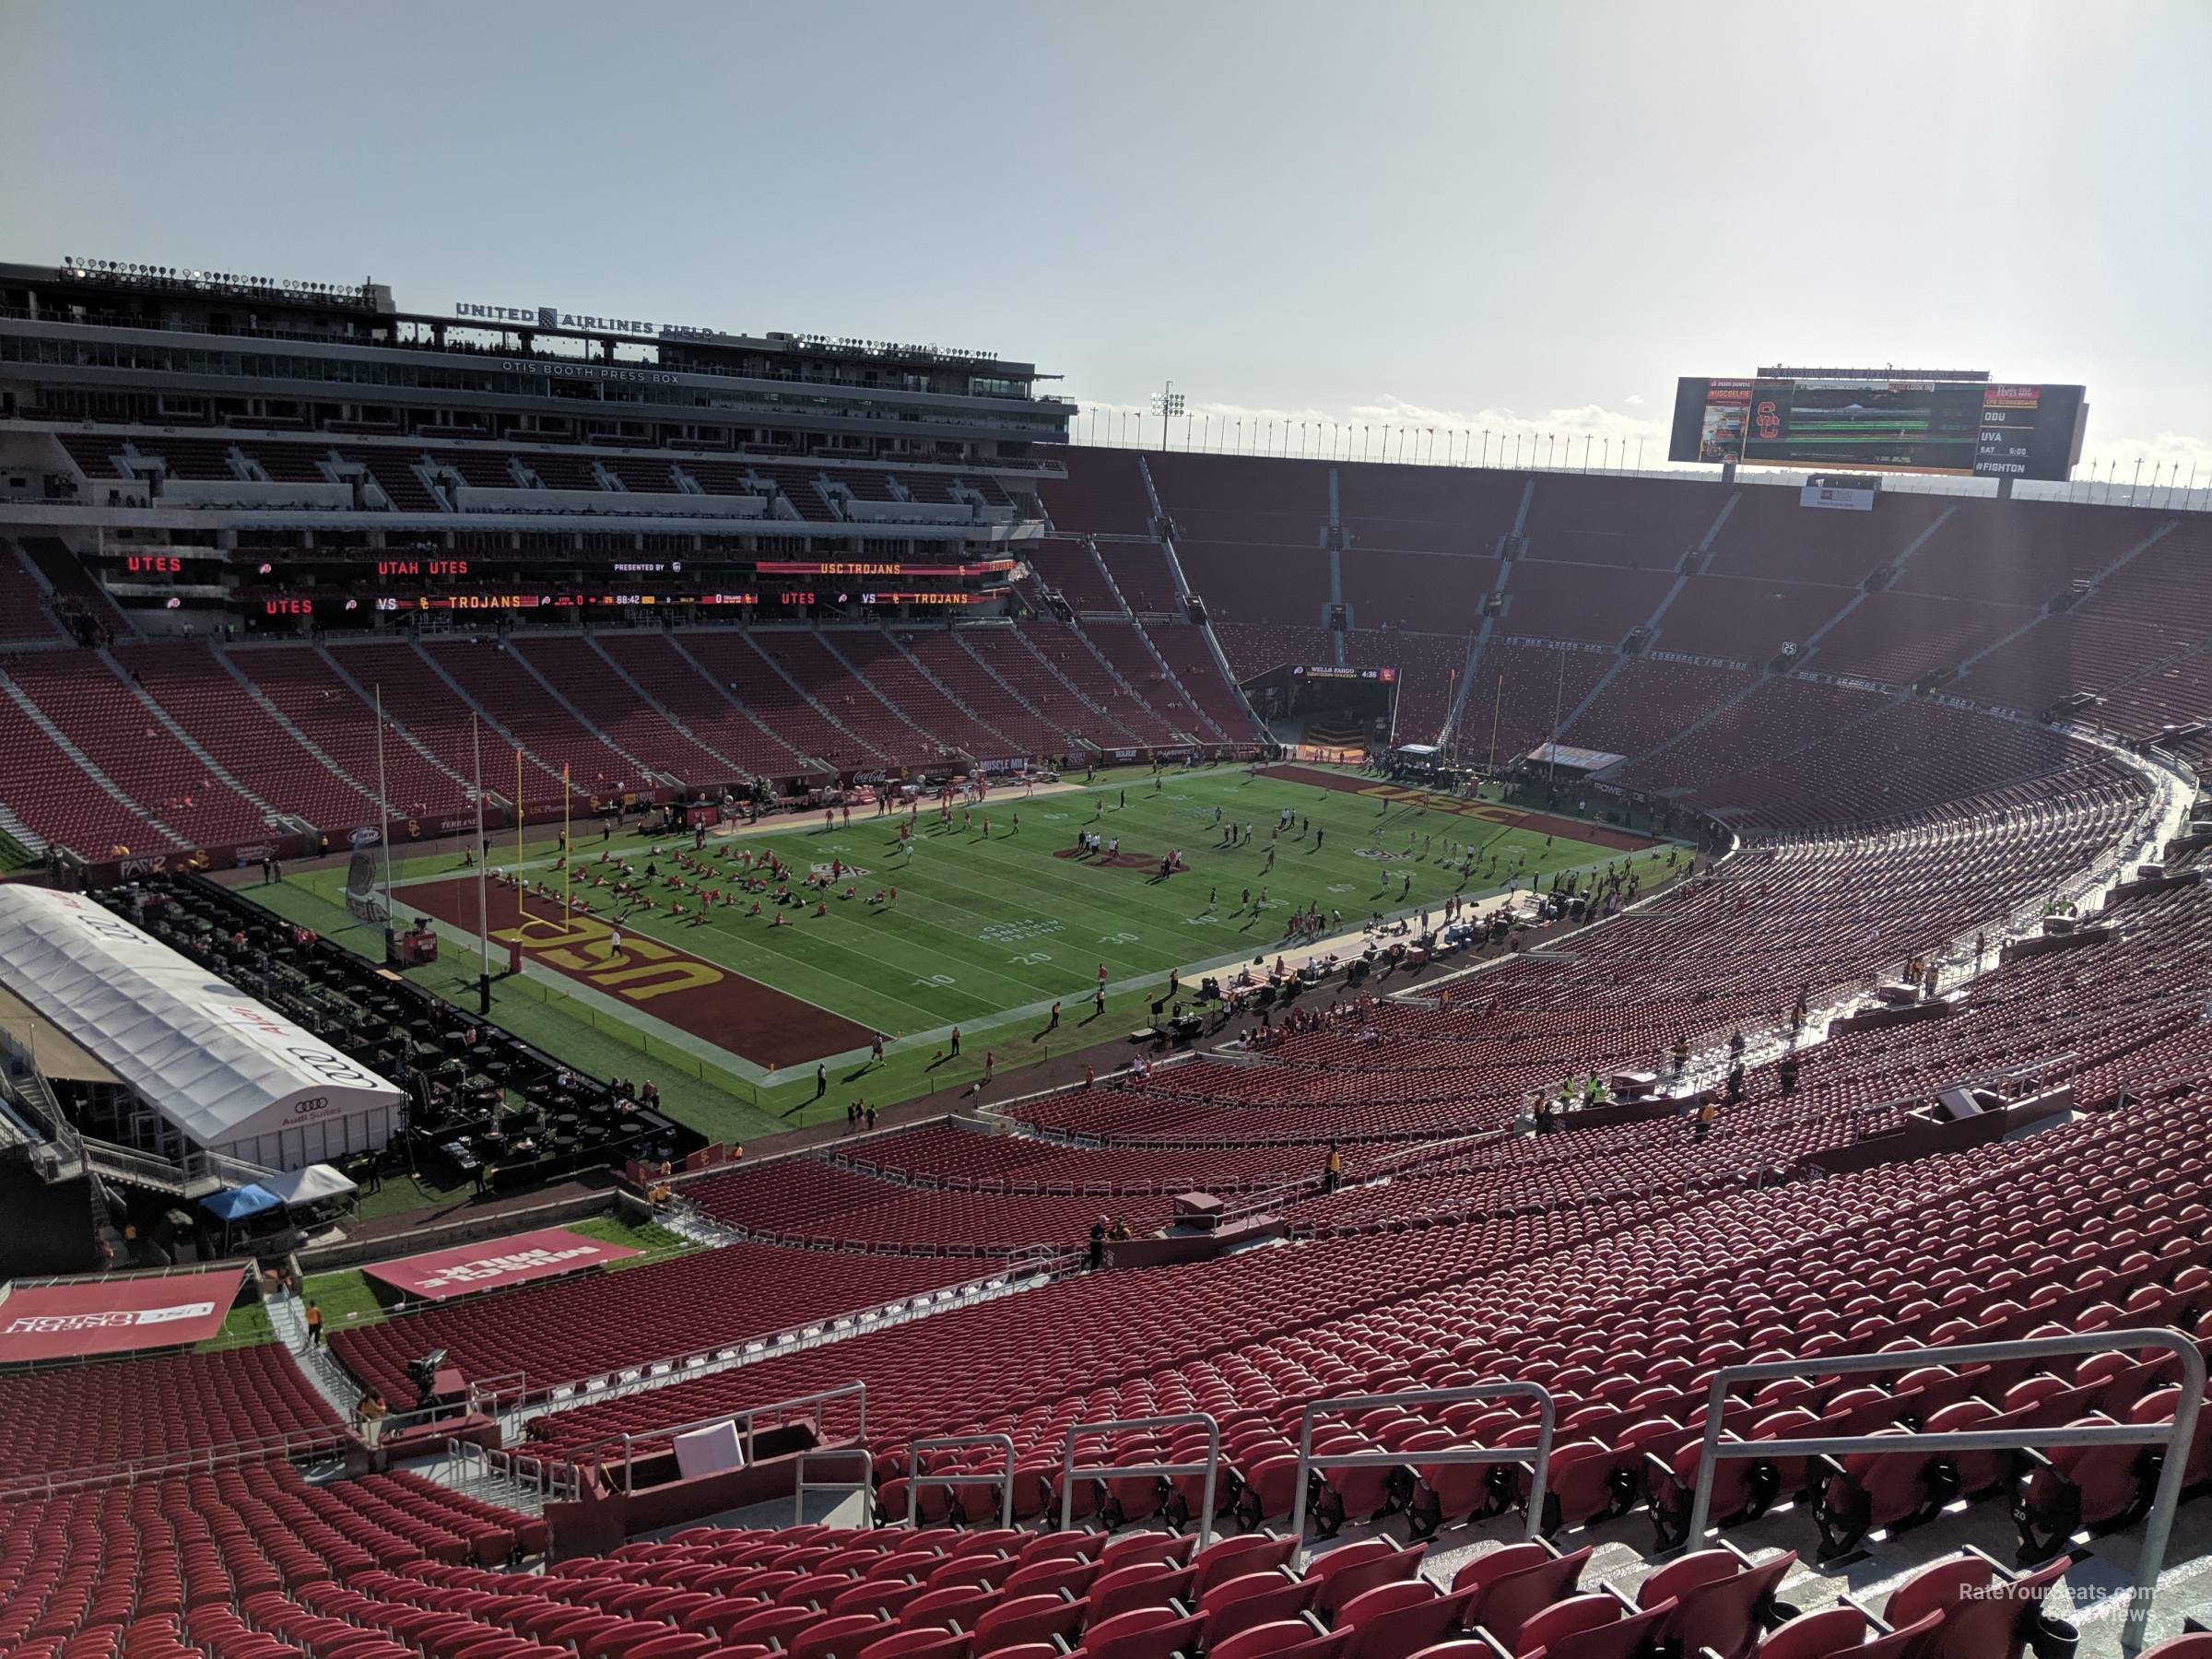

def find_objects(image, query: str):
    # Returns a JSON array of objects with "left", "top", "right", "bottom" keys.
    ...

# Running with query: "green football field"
[{"left": 245, "top": 765, "right": 1661, "bottom": 1145}]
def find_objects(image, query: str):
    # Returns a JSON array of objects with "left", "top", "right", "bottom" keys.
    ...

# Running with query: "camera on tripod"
[{"left": 404, "top": 1348, "right": 449, "bottom": 1411}]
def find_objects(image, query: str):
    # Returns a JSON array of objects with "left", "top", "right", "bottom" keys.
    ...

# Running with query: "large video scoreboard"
[{"left": 1668, "top": 373, "right": 2087, "bottom": 479}]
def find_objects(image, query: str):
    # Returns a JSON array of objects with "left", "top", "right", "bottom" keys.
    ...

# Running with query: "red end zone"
[
  {"left": 396, "top": 877, "right": 874, "bottom": 1068},
  {"left": 0, "top": 1267, "right": 247, "bottom": 1364},
  {"left": 362, "top": 1225, "right": 643, "bottom": 1302}
]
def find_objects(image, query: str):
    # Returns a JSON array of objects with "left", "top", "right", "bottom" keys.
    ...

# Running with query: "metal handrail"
[
  {"left": 826, "top": 1156, "right": 1302, "bottom": 1199},
  {"left": 1059, "top": 1411, "right": 1221, "bottom": 1547},
  {"left": 443, "top": 1436, "right": 488, "bottom": 1496},
  {"left": 1288, "top": 1382, "right": 1558, "bottom": 1557},
  {"left": 904, "top": 1432, "right": 1017, "bottom": 1530},
  {"left": 523, "top": 1260, "right": 1042, "bottom": 1411},
  {"left": 480, "top": 1446, "right": 545, "bottom": 1502},
  {"left": 0, "top": 1365, "right": 540, "bottom": 1500},
  {"left": 794, "top": 1446, "right": 876, "bottom": 1525},
  {"left": 508, "top": 1444, "right": 559, "bottom": 1500},
  {"left": 196, "top": 1146, "right": 286, "bottom": 1188},
  {"left": 3, "top": 1258, "right": 255, "bottom": 1293},
  {"left": 1, "top": 1069, "right": 83, "bottom": 1177},
  {"left": 0, "top": 1419, "right": 356, "bottom": 1501},
  {"left": 467, "top": 1371, "right": 531, "bottom": 1417},
  {"left": 549, "top": 1378, "right": 867, "bottom": 1494},
  {"left": 517, "top": 1256, "right": 1035, "bottom": 1416},
  {"left": 516, "top": 1449, "right": 579, "bottom": 1505},
  {"left": 76, "top": 1135, "right": 205, "bottom": 1192},
  {"left": 441, "top": 1439, "right": 541, "bottom": 1505},
  {"left": 1684, "top": 1328, "right": 2206, "bottom": 1654}
]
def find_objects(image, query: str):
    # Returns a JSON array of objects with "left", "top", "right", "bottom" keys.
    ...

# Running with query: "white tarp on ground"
[{"left": 0, "top": 887, "right": 403, "bottom": 1171}]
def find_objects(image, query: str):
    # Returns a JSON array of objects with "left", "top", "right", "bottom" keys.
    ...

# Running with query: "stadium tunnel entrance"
[{"left": 1241, "top": 661, "right": 1398, "bottom": 762}]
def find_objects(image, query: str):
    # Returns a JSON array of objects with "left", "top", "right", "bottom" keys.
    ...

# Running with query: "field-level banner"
[
  {"left": 362, "top": 1226, "right": 642, "bottom": 1302},
  {"left": 0, "top": 1266, "right": 247, "bottom": 1363}
]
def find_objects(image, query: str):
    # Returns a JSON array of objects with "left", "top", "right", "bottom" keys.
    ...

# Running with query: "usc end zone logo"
[{"left": 496, "top": 912, "right": 723, "bottom": 1004}]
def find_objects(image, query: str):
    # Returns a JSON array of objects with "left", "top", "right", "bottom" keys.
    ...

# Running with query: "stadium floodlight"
[{"left": 1150, "top": 381, "right": 1185, "bottom": 453}]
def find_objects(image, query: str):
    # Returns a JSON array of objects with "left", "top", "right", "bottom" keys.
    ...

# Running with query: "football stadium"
[{"left": 2, "top": 7, "right": 2210, "bottom": 1657}]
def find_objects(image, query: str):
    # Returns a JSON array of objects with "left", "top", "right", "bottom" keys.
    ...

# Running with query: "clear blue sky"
[{"left": 3, "top": 0, "right": 2206, "bottom": 476}]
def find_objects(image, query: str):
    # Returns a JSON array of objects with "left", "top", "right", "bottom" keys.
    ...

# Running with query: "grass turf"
[
  {"left": 0, "top": 828, "right": 37, "bottom": 873},
  {"left": 241, "top": 767, "right": 1660, "bottom": 1140}
]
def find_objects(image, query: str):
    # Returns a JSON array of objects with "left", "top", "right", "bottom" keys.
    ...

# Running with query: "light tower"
[{"left": 1150, "top": 381, "right": 1185, "bottom": 453}]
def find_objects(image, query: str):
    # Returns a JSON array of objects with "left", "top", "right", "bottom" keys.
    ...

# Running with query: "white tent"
[
  {"left": 258, "top": 1163, "right": 359, "bottom": 1208},
  {"left": 0, "top": 887, "right": 403, "bottom": 1171}
]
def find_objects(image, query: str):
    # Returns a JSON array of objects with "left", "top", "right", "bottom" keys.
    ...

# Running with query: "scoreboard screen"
[{"left": 1669, "top": 376, "right": 2087, "bottom": 479}]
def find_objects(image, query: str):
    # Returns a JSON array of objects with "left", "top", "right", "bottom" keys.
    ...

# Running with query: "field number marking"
[{"left": 979, "top": 918, "right": 1063, "bottom": 943}]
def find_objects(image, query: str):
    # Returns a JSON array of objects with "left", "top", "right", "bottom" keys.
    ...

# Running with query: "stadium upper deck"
[
  {"left": 0, "top": 257, "right": 1066, "bottom": 575},
  {"left": 1, "top": 258, "right": 1065, "bottom": 441}
]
